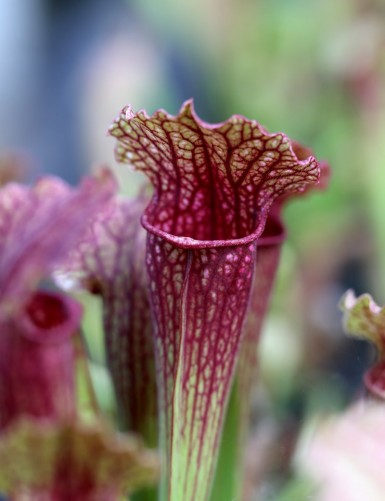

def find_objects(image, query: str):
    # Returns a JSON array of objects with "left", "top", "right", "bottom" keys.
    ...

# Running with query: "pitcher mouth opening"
[
  {"left": 141, "top": 206, "right": 269, "bottom": 250},
  {"left": 22, "top": 291, "right": 82, "bottom": 344}
]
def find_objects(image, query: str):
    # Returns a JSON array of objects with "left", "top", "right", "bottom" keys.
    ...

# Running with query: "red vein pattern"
[
  {"left": 109, "top": 100, "right": 321, "bottom": 500},
  {"left": 57, "top": 195, "right": 157, "bottom": 445},
  {"left": 234, "top": 160, "right": 330, "bottom": 494},
  {"left": 237, "top": 155, "right": 330, "bottom": 420},
  {"left": 214, "top": 154, "right": 330, "bottom": 497},
  {"left": 110, "top": 101, "right": 319, "bottom": 244},
  {"left": 0, "top": 170, "right": 115, "bottom": 319}
]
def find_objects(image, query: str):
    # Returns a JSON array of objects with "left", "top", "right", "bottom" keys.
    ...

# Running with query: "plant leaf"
[
  {"left": 0, "top": 169, "right": 116, "bottom": 319},
  {"left": 110, "top": 100, "right": 321, "bottom": 500},
  {"left": 0, "top": 291, "right": 82, "bottom": 428},
  {"left": 340, "top": 290, "right": 385, "bottom": 398},
  {"left": 0, "top": 418, "right": 160, "bottom": 499},
  {"left": 56, "top": 194, "right": 157, "bottom": 447}
]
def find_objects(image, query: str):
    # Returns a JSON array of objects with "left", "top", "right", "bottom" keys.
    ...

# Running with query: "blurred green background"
[{"left": 1, "top": 0, "right": 385, "bottom": 498}]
